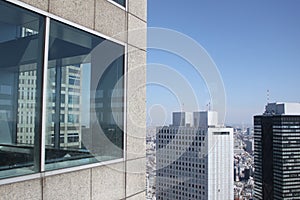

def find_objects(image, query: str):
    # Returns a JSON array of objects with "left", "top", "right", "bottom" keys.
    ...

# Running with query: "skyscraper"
[
  {"left": 156, "top": 111, "right": 234, "bottom": 200},
  {"left": 254, "top": 102, "right": 300, "bottom": 199}
]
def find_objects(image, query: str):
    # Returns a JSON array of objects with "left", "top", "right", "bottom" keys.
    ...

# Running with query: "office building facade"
[
  {"left": 254, "top": 102, "right": 300, "bottom": 200},
  {"left": 0, "top": 0, "right": 146, "bottom": 199},
  {"left": 156, "top": 111, "right": 233, "bottom": 200}
]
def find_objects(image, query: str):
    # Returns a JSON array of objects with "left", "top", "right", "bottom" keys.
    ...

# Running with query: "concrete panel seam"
[
  {"left": 128, "top": 12, "right": 146, "bottom": 23},
  {"left": 128, "top": 44, "right": 147, "bottom": 53}
]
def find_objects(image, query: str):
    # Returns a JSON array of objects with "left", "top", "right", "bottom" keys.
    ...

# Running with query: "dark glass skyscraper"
[{"left": 254, "top": 103, "right": 300, "bottom": 200}]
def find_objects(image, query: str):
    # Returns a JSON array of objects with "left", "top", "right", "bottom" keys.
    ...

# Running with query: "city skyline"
[{"left": 147, "top": 0, "right": 300, "bottom": 125}]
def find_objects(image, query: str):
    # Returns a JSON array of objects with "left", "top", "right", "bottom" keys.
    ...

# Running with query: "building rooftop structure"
[{"left": 264, "top": 102, "right": 300, "bottom": 115}]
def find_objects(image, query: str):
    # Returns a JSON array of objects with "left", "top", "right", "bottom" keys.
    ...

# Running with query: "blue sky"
[{"left": 146, "top": 0, "right": 300, "bottom": 125}]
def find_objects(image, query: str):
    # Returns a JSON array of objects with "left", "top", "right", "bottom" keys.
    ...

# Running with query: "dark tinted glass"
[
  {"left": 45, "top": 20, "right": 125, "bottom": 170},
  {"left": 113, "top": 0, "right": 126, "bottom": 7},
  {"left": 0, "top": 1, "right": 45, "bottom": 178}
]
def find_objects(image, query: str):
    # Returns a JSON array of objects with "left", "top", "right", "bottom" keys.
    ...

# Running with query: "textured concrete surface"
[
  {"left": 128, "top": 14, "right": 147, "bottom": 50},
  {"left": 49, "top": 0, "right": 95, "bottom": 30},
  {"left": 43, "top": 170, "right": 90, "bottom": 200},
  {"left": 127, "top": 46, "right": 146, "bottom": 159},
  {"left": 95, "top": 0, "right": 126, "bottom": 42},
  {"left": 19, "top": 0, "right": 48, "bottom": 11},
  {"left": 127, "top": 191, "right": 146, "bottom": 200},
  {"left": 127, "top": 132, "right": 146, "bottom": 160},
  {"left": 0, "top": 179, "right": 42, "bottom": 200},
  {"left": 126, "top": 157, "right": 146, "bottom": 197},
  {"left": 128, "top": 0, "right": 147, "bottom": 22},
  {"left": 92, "top": 162, "right": 125, "bottom": 200}
]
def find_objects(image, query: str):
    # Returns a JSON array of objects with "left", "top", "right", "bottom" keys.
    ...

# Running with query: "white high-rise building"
[{"left": 156, "top": 111, "right": 233, "bottom": 200}]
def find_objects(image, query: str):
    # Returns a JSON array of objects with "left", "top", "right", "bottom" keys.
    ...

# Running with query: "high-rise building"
[
  {"left": 173, "top": 112, "right": 193, "bottom": 127},
  {"left": 247, "top": 127, "right": 251, "bottom": 135},
  {"left": 156, "top": 111, "right": 234, "bottom": 200},
  {"left": 0, "top": 0, "right": 146, "bottom": 199},
  {"left": 254, "top": 102, "right": 300, "bottom": 200}
]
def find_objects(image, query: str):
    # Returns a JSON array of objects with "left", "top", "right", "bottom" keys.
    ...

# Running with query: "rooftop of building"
[{"left": 263, "top": 102, "right": 300, "bottom": 115}]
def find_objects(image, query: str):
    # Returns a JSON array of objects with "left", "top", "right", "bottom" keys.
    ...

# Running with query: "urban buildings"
[
  {"left": 0, "top": 0, "right": 146, "bottom": 199},
  {"left": 254, "top": 102, "right": 300, "bottom": 200},
  {"left": 156, "top": 111, "right": 234, "bottom": 200},
  {"left": 233, "top": 127, "right": 254, "bottom": 200},
  {"left": 146, "top": 126, "right": 157, "bottom": 200}
]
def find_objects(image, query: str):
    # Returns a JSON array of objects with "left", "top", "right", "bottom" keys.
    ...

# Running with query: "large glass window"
[
  {"left": 0, "top": 1, "right": 125, "bottom": 179},
  {"left": 0, "top": 1, "right": 45, "bottom": 178},
  {"left": 45, "top": 20, "right": 124, "bottom": 170}
]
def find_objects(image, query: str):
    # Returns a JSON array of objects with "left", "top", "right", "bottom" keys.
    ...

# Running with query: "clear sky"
[{"left": 146, "top": 0, "right": 300, "bottom": 126}]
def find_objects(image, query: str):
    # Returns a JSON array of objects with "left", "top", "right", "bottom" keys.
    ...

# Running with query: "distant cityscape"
[
  {"left": 146, "top": 102, "right": 300, "bottom": 200},
  {"left": 3, "top": 0, "right": 299, "bottom": 200}
]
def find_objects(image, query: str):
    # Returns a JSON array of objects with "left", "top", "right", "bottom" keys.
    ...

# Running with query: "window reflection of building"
[
  {"left": 16, "top": 64, "right": 82, "bottom": 148},
  {"left": 0, "top": 1, "right": 44, "bottom": 176},
  {"left": 0, "top": 0, "right": 125, "bottom": 179},
  {"left": 46, "top": 65, "right": 82, "bottom": 148},
  {"left": 17, "top": 66, "right": 37, "bottom": 145},
  {"left": 44, "top": 20, "right": 125, "bottom": 170}
]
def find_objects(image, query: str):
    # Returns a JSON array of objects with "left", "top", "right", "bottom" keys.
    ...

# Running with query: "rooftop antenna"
[
  {"left": 267, "top": 89, "right": 270, "bottom": 103},
  {"left": 182, "top": 103, "right": 185, "bottom": 112},
  {"left": 206, "top": 102, "right": 211, "bottom": 111}
]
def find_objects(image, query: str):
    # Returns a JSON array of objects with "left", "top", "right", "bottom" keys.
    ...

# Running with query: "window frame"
[{"left": 0, "top": 0, "right": 128, "bottom": 185}]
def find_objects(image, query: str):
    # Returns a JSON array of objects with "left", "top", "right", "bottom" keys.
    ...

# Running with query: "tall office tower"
[
  {"left": 156, "top": 111, "right": 234, "bottom": 200},
  {"left": 254, "top": 102, "right": 300, "bottom": 200},
  {"left": 16, "top": 66, "right": 37, "bottom": 145}
]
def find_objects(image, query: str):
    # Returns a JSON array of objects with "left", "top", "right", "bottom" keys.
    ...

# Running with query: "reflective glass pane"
[
  {"left": 0, "top": 1, "right": 44, "bottom": 178},
  {"left": 45, "top": 20, "right": 124, "bottom": 170},
  {"left": 113, "top": 0, "right": 126, "bottom": 7}
]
